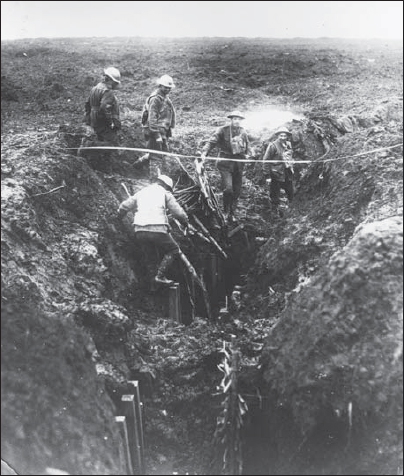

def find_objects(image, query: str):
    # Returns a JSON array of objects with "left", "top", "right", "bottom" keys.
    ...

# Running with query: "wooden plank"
[
  {"left": 115, "top": 416, "right": 134, "bottom": 475},
  {"left": 128, "top": 381, "right": 145, "bottom": 475},
  {"left": 169, "top": 283, "right": 181, "bottom": 323},
  {"left": 208, "top": 253, "right": 220, "bottom": 318},
  {"left": 121, "top": 395, "right": 142, "bottom": 475},
  {"left": 189, "top": 277, "right": 195, "bottom": 322}
]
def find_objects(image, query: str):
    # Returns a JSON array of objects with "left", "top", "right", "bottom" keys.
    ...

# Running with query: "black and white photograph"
[{"left": 1, "top": 1, "right": 403, "bottom": 475}]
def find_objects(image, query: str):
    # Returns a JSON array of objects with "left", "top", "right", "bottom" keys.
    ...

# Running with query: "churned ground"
[{"left": 1, "top": 37, "right": 403, "bottom": 475}]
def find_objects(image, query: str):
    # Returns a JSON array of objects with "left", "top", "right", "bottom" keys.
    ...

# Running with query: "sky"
[{"left": 1, "top": 1, "right": 403, "bottom": 41}]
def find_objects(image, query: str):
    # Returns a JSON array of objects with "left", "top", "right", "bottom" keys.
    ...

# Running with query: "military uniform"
[
  {"left": 118, "top": 180, "right": 188, "bottom": 284},
  {"left": 262, "top": 138, "right": 294, "bottom": 207},
  {"left": 202, "top": 124, "right": 251, "bottom": 218},
  {"left": 141, "top": 90, "right": 176, "bottom": 179}
]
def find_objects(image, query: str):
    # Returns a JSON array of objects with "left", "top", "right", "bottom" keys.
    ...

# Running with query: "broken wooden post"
[
  {"left": 192, "top": 215, "right": 228, "bottom": 259},
  {"left": 189, "top": 278, "right": 195, "bottom": 322},
  {"left": 169, "top": 282, "right": 182, "bottom": 323},
  {"left": 217, "top": 256, "right": 227, "bottom": 311},
  {"left": 228, "top": 223, "right": 244, "bottom": 238},
  {"left": 209, "top": 253, "right": 219, "bottom": 290},
  {"left": 128, "top": 381, "right": 145, "bottom": 475},
  {"left": 178, "top": 250, "right": 212, "bottom": 320},
  {"left": 208, "top": 253, "right": 220, "bottom": 318},
  {"left": 178, "top": 277, "right": 195, "bottom": 325},
  {"left": 121, "top": 395, "right": 142, "bottom": 475},
  {"left": 115, "top": 416, "right": 134, "bottom": 475}
]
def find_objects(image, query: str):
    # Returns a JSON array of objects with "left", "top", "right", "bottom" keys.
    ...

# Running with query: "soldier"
[
  {"left": 199, "top": 111, "right": 252, "bottom": 223},
  {"left": 136, "top": 75, "right": 176, "bottom": 179},
  {"left": 117, "top": 175, "right": 189, "bottom": 285},
  {"left": 262, "top": 126, "right": 295, "bottom": 216},
  {"left": 79, "top": 67, "right": 122, "bottom": 172}
]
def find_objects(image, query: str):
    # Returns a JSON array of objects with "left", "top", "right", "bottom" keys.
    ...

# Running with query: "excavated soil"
[{"left": 1, "top": 37, "right": 403, "bottom": 475}]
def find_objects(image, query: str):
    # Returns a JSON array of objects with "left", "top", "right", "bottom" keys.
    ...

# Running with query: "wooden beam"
[
  {"left": 128, "top": 381, "right": 145, "bottom": 475},
  {"left": 115, "top": 416, "right": 134, "bottom": 475},
  {"left": 169, "top": 282, "right": 182, "bottom": 323},
  {"left": 121, "top": 395, "right": 142, "bottom": 475}
]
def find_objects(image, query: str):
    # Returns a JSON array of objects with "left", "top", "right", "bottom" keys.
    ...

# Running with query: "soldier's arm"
[
  {"left": 244, "top": 131, "right": 253, "bottom": 157},
  {"left": 100, "top": 90, "right": 116, "bottom": 125},
  {"left": 262, "top": 142, "right": 274, "bottom": 162},
  {"left": 85, "top": 97, "right": 91, "bottom": 114},
  {"left": 201, "top": 128, "right": 222, "bottom": 158},
  {"left": 166, "top": 193, "right": 189, "bottom": 226},
  {"left": 262, "top": 143, "right": 275, "bottom": 175},
  {"left": 148, "top": 96, "right": 163, "bottom": 134},
  {"left": 168, "top": 98, "right": 176, "bottom": 130},
  {"left": 118, "top": 195, "right": 138, "bottom": 216}
]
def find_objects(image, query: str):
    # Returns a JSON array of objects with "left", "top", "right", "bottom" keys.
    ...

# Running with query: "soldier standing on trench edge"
[
  {"left": 117, "top": 174, "right": 189, "bottom": 285},
  {"left": 198, "top": 110, "right": 252, "bottom": 224},
  {"left": 78, "top": 66, "right": 122, "bottom": 173},
  {"left": 261, "top": 126, "right": 295, "bottom": 217},
  {"left": 136, "top": 75, "right": 176, "bottom": 180}
]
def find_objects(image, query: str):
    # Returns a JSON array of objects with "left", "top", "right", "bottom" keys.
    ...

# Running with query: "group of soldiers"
[{"left": 82, "top": 67, "right": 296, "bottom": 285}]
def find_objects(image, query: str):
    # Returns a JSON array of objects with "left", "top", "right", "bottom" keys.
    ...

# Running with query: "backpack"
[{"left": 141, "top": 93, "right": 157, "bottom": 126}]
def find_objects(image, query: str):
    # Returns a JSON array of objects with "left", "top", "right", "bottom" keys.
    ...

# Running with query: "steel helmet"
[
  {"left": 227, "top": 110, "right": 245, "bottom": 119},
  {"left": 157, "top": 174, "right": 173, "bottom": 190},
  {"left": 275, "top": 126, "right": 291, "bottom": 135},
  {"left": 157, "top": 75, "right": 175, "bottom": 88},
  {"left": 104, "top": 67, "right": 121, "bottom": 84}
]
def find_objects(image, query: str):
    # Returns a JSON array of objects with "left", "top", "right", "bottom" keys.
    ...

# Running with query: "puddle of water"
[{"left": 243, "top": 107, "right": 303, "bottom": 134}]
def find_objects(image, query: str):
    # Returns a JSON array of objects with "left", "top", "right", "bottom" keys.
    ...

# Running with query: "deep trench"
[
  {"left": 76, "top": 106, "right": 391, "bottom": 475},
  {"left": 82, "top": 119, "right": 335, "bottom": 474},
  {"left": 1, "top": 36, "right": 402, "bottom": 476}
]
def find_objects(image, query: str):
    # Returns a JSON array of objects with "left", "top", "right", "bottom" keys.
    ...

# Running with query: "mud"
[{"left": 1, "top": 37, "right": 403, "bottom": 475}]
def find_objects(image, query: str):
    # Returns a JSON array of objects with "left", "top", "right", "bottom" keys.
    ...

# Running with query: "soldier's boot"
[
  {"left": 154, "top": 253, "right": 175, "bottom": 285},
  {"left": 223, "top": 191, "right": 232, "bottom": 222},
  {"left": 228, "top": 200, "right": 238, "bottom": 224}
]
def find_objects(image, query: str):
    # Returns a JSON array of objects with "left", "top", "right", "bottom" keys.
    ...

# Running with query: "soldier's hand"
[{"left": 194, "top": 158, "right": 205, "bottom": 175}]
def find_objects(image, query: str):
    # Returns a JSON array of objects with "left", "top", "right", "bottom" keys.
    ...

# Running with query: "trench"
[
  {"left": 98, "top": 191, "right": 261, "bottom": 475},
  {"left": 4, "top": 100, "right": 398, "bottom": 475},
  {"left": 64, "top": 100, "right": 402, "bottom": 475},
  {"left": 82, "top": 107, "right": 348, "bottom": 475},
  {"left": 1, "top": 35, "right": 402, "bottom": 476}
]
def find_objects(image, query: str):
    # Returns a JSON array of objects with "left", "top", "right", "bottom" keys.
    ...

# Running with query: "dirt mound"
[
  {"left": 257, "top": 216, "right": 403, "bottom": 474},
  {"left": 1, "top": 297, "right": 126, "bottom": 475}
]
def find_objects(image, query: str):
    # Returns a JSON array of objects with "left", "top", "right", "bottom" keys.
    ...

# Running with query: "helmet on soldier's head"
[
  {"left": 104, "top": 67, "right": 121, "bottom": 84},
  {"left": 157, "top": 174, "right": 173, "bottom": 190},
  {"left": 227, "top": 110, "right": 245, "bottom": 119},
  {"left": 157, "top": 75, "right": 175, "bottom": 88},
  {"left": 275, "top": 126, "right": 291, "bottom": 135}
]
